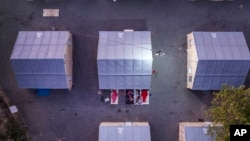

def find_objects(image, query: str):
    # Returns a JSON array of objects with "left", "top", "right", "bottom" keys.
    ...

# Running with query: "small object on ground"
[
  {"left": 198, "top": 118, "right": 204, "bottom": 122},
  {"left": 152, "top": 69, "right": 157, "bottom": 75},
  {"left": 43, "top": 9, "right": 59, "bottom": 17},
  {"left": 117, "top": 109, "right": 121, "bottom": 112},
  {"left": 239, "top": 4, "right": 243, "bottom": 11},
  {"left": 9, "top": 105, "right": 18, "bottom": 114},
  {"left": 75, "top": 113, "right": 77, "bottom": 116},
  {"left": 98, "top": 90, "right": 102, "bottom": 95},
  {"left": 155, "top": 51, "right": 165, "bottom": 56},
  {"left": 104, "top": 97, "right": 110, "bottom": 102}
]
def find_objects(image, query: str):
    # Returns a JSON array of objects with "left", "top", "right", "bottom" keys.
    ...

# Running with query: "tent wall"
[{"left": 187, "top": 33, "right": 198, "bottom": 89}]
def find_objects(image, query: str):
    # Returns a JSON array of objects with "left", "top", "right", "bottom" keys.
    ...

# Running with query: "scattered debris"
[{"left": 155, "top": 51, "right": 165, "bottom": 56}]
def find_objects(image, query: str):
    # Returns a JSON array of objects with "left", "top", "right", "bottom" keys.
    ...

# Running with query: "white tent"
[
  {"left": 187, "top": 32, "right": 250, "bottom": 90},
  {"left": 99, "top": 122, "right": 151, "bottom": 141},
  {"left": 10, "top": 31, "right": 73, "bottom": 90},
  {"left": 97, "top": 31, "right": 153, "bottom": 89}
]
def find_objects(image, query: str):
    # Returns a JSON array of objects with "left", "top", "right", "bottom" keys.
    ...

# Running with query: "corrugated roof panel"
[
  {"left": 240, "top": 46, "right": 250, "bottom": 60},
  {"left": 204, "top": 61, "right": 216, "bottom": 74},
  {"left": 124, "top": 32, "right": 133, "bottom": 44},
  {"left": 125, "top": 76, "right": 133, "bottom": 89},
  {"left": 142, "top": 47, "right": 152, "bottom": 60},
  {"left": 20, "top": 45, "right": 32, "bottom": 58},
  {"left": 15, "top": 31, "right": 28, "bottom": 45},
  {"left": 117, "top": 32, "right": 125, "bottom": 44},
  {"left": 50, "top": 32, "right": 60, "bottom": 45},
  {"left": 214, "top": 47, "right": 224, "bottom": 60},
  {"left": 134, "top": 126, "right": 142, "bottom": 141},
  {"left": 98, "top": 76, "right": 108, "bottom": 89},
  {"left": 231, "top": 46, "right": 242, "bottom": 60},
  {"left": 194, "top": 32, "right": 250, "bottom": 60},
  {"left": 117, "top": 76, "right": 125, "bottom": 89},
  {"left": 58, "top": 31, "right": 69, "bottom": 44},
  {"left": 108, "top": 32, "right": 117, "bottom": 45},
  {"left": 205, "top": 46, "right": 216, "bottom": 60},
  {"left": 142, "top": 76, "right": 151, "bottom": 89},
  {"left": 29, "top": 60, "right": 41, "bottom": 73},
  {"left": 134, "top": 76, "right": 142, "bottom": 89},
  {"left": 99, "top": 126, "right": 108, "bottom": 141},
  {"left": 133, "top": 46, "right": 142, "bottom": 60},
  {"left": 16, "top": 75, "right": 27, "bottom": 88},
  {"left": 41, "top": 31, "right": 51, "bottom": 45},
  {"left": 54, "top": 45, "right": 65, "bottom": 59},
  {"left": 98, "top": 60, "right": 107, "bottom": 74},
  {"left": 124, "top": 45, "right": 133, "bottom": 59},
  {"left": 141, "top": 31, "right": 151, "bottom": 44},
  {"left": 47, "top": 45, "right": 58, "bottom": 58},
  {"left": 185, "top": 127, "right": 215, "bottom": 141},
  {"left": 109, "top": 76, "right": 116, "bottom": 89},
  {"left": 10, "top": 45, "right": 24, "bottom": 59},
  {"left": 222, "top": 47, "right": 233, "bottom": 60},
  {"left": 29, "top": 45, "right": 41, "bottom": 59},
  {"left": 38, "top": 45, "right": 49, "bottom": 59},
  {"left": 107, "top": 60, "right": 115, "bottom": 74},
  {"left": 117, "top": 126, "right": 125, "bottom": 141},
  {"left": 133, "top": 32, "right": 141, "bottom": 45},
  {"left": 107, "top": 46, "right": 116, "bottom": 59},
  {"left": 196, "top": 44, "right": 207, "bottom": 60},
  {"left": 134, "top": 60, "right": 142, "bottom": 74},
  {"left": 97, "top": 44, "right": 107, "bottom": 59},
  {"left": 201, "top": 77, "right": 210, "bottom": 90},
  {"left": 221, "top": 61, "right": 232, "bottom": 74},
  {"left": 26, "top": 32, "right": 36, "bottom": 45},
  {"left": 202, "top": 33, "right": 212, "bottom": 46},
  {"left": 210, "top": 76, "right": 220, "bottom": 90},
  {"left": 142, "top": 60, "right": 152, "bottom": 74},
  {"left": 116, "top": 60, "right": 124, "bottom": 73},
  {"left": 99, "top": 31, "right": 108, "bottom": 45},
  {"left": 124, "top": 126, "right": 133, "bottom": 141},
  {"left": 115, "top": 45, "right": 125, "bottom": 59},
  {"left": 227, "top": 33, "right": 237, "bottom": 46},
  {"left": 38, "top": 60, "right": 49, "bottom": 73},
  {"left": 235, "top": 33, "right": 246, "bottom": 45},
  {"left": 25, "top": 75, "right": 36, "bottom": 88},
  {"left": 33, "top": 33, "right": 43, "bottom": 45}
]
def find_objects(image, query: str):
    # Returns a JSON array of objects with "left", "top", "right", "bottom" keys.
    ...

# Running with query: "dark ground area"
[{"left": 0, "top": 0, "right": 250, "bottom": 141}]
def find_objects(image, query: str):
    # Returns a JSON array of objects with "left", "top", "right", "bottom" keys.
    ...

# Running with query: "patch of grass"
[{"left": 1, "top": 118, "right": 28, "bottom": 141}]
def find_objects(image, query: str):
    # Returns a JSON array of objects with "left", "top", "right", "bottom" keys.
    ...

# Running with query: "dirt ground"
[{"left": 0, "top": 0, "right": 250, "bottom": 141}]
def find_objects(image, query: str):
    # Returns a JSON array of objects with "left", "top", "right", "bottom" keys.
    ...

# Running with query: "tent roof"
[
  {"left": 193, "top": 32, "right": 250, "bottom": 60},
  {"left": 184, "top": 126, "right": 216, "bottom": 141},
  {"left": 97, "top": 31, "right": 152, "bottom": 60},
  {"left": 11, "top": 31, "right": 70, "bottom": 59},
  {"left": 99, "top": 122, "right": 151, "bottom": 141}
]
